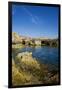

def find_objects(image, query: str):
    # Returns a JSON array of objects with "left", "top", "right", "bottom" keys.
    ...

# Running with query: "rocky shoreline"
[
  {"left": 12, "top": 51, "right": 59, "bottom": 86},
  {"left": 12, "top": 32, "right": 58, "bottom": 47}
]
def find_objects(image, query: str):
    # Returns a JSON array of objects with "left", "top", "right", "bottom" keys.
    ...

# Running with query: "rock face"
[
  {"left": 12, "top": 52, "right": 59, "bottom": 86},
  {"left": 12, "top": 32, "right": 32, "bottom": 44},
  {"left": 16, "top": 52, "right": 40, "bottom": 70},
  {"left": 12, "top": 32, "right": 22, "bottom": 43},
  {"left": 34, "top": 40, "right": 41, "bottom": 46},
  {"left": 12, "top": 32, "right": 58, "bottom": 47},
  {"left": 12, "top": 52, "right": 48, "bottom": 86}
]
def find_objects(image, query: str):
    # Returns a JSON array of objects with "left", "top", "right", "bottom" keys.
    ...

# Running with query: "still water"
[{"left": 12, "top": 46, "right": 59, "bottom": 70}]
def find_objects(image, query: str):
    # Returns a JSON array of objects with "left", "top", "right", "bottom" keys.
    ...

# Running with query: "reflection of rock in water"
[{"left": 12, "top": 52, "right": 59, "bottom": 86}]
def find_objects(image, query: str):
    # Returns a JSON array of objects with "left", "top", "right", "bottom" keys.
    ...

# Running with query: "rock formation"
[{"left": 12, "top": 52, "right": 59, "bottom": 86}]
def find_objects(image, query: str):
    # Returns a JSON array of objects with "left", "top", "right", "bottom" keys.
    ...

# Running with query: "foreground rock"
[
  {"left": 12, "top": 52, "right": 59, "bottom": 86},
  {"left": 16, "top": 52, "right": 40, "bottom": 70}
]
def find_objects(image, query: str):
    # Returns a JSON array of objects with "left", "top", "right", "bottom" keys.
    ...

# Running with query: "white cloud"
[
  {"left": 31, "top": 17, "right": 37, "bottom": 24},
  {"left": 23, "top": 7, "right": 32, "bottom": 17},
  {"left": 22, "top": 7, "right": 38, "bottom": 24}
]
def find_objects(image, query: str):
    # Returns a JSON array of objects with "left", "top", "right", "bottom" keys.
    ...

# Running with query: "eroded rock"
[{"left": 16, "top": 52, "right": 40, "bottom": 70}]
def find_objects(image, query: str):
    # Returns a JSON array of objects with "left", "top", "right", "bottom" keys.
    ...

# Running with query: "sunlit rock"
[{"left": 16, "top": 52, "right": 40, "bottom": 70}]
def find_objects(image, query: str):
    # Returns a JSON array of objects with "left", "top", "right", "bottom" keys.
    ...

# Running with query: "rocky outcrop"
[
  {"left": 12, "top": 32, "right": 22, "bottom": 43},
  {"left": 16, "top": 52, "right": 40, "bottom": 70},
  {"left": 12, "top": 52, "right": 48, "bottom": 86},
  {"left": 12, "top": 32, "right": 32, "bottom": 44},
  {"left": 12, "top": 32, "right": 58, "bottom": 47},
  {"left": 12, "top": 52, "right": 59, "bottom": 86}
]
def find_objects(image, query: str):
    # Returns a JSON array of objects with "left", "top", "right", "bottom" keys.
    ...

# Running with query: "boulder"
[{"left": 16, "top": 52, "right": 40, "bottom": 70}]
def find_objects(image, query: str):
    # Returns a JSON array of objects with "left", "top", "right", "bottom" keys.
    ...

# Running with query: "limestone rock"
[{"left": 16, "top": 52, "right": 40, "bottom": 70}]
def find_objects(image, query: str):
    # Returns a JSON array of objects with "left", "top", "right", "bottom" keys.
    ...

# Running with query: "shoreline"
[
  {"left": 12, "top": 44, "right": 58, "bottom": 49},
  {"left": 12, "top": 51, "right": 59, "bottom": 86}
]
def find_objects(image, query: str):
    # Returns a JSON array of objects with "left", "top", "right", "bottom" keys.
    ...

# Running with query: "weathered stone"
[{"left": 16, "top": 52, "right": 40, "bottom": 70}]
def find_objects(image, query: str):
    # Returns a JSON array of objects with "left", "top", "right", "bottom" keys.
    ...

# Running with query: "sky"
[{"left": 12, "top": 4, "right": 59, "bottom": 39}]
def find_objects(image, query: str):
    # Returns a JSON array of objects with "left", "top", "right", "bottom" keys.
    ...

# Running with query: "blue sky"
[{"left": 12, "top": 4, "right": 59, "bottom": 38}]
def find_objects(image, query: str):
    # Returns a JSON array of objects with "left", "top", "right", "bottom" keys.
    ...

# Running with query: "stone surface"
[{"left": 12, "top": 51, "right": 59, "bottom": 86}]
